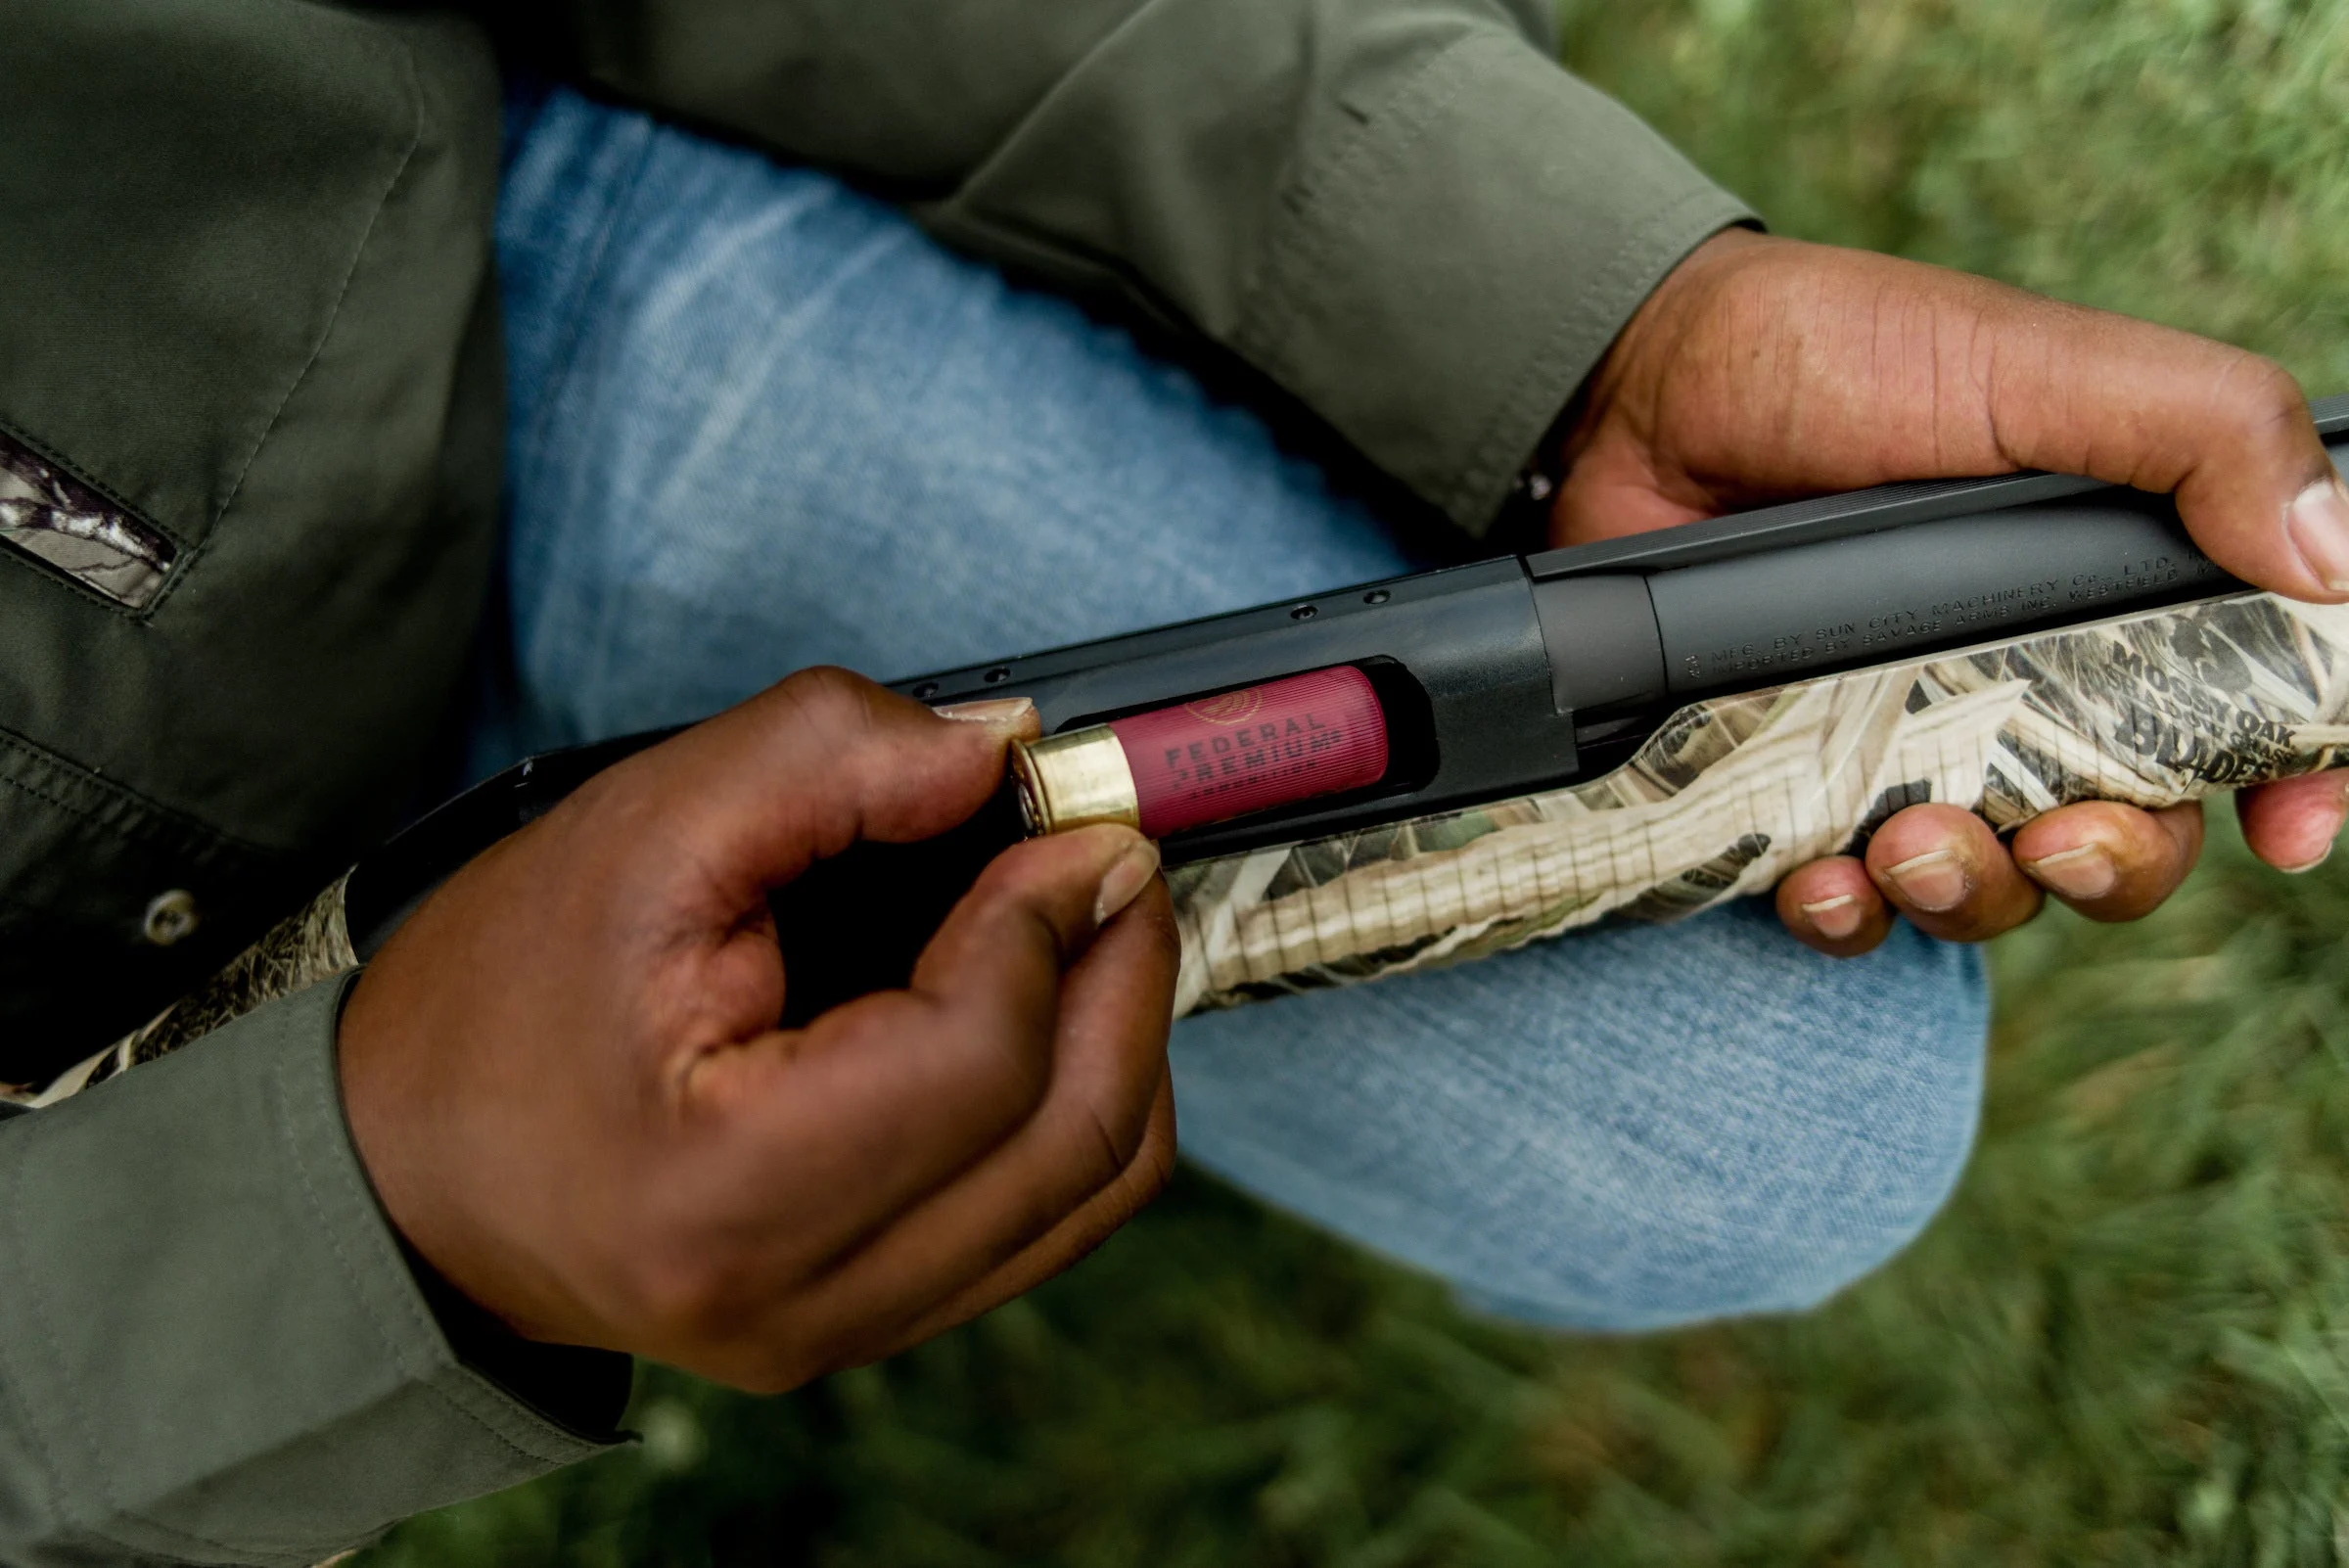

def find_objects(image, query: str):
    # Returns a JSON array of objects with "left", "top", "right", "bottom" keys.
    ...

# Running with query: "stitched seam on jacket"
[
  {"left": 910, "top": 0, "right": 1186, "bottom": 204},
  {"left": 0, "top": 772, "right": 133, "bottom": 841},
  {"left": 1227, "top": 28, "right": 1479, "bottom": 389},
  {"left": 0, "top": 1133, "right": 77, "bottom": 1555},
  {"left": 8, "top": 1116, "right": 122, "bottom": 1532},
  {"left": 273, "top": 981, "right": 576, "bottom": 1470},
  {"left": 35, "top": 988, "right": 434, "bottom": 1564},
  {"left": 913, "top": 0, "right": 1308, "bottom": 344},
  {"left": 272, "top": 989, "right": 435, "bottom": 1381},
  {"left": 0, "top": 1088, "right": 324, "bottom": 1563},
  {"left": 0, "top": 538, "right": 171, "bottom": 621},
  {"left": 0, "top": 770, "right": 248, "bottom": 859},
  {"left": 0, "top": 1113, "right": 245, "bottom": 1556},
  {"left": 0, "top": 725, "right": 287, "bottom": 858},
  {"left": 179, "top": 47, "right": 428, "bottom": 603}
]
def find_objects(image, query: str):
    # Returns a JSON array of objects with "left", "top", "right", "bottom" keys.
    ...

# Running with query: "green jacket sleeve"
[
  {"left": 531, "top": 0, "right": 1755, "bottom": 532},
  {"left": 0, "top": 978, "right": 619, "bottom": 1568}
]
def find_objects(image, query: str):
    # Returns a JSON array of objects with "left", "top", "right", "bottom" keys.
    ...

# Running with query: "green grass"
[
  {"left": 365, "top": 3, "right": 2349, "bottom": 1562},
  {"left": 1559, "top": 0, "right": 2349, "bottom": 395}
]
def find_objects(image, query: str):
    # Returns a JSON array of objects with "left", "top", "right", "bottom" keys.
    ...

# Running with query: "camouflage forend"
[{"left": 1166, "top": 592, "right": 2349, "bottom": 1012}]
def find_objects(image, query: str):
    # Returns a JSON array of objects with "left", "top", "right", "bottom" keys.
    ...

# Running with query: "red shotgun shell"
[{"left": 1104, "top": 666, "right": 1390, "bottom": 837}]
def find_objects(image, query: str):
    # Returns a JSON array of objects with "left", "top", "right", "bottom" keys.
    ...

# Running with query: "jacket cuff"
[
  {"left": 0, "top": 975, "right": 617, "bottom": 1568},
  {"left": 1235, "top": 33, "right": 1752, "bottom": 534}
]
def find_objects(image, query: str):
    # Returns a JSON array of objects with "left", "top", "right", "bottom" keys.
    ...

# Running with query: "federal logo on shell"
[{"left": 1184, "top": 686, "right": 1264, "bottom": 725}]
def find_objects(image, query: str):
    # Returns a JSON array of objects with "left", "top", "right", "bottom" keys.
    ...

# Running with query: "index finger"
[{"left": 614, "top": 667, "right": 1043, "bottom": 910}]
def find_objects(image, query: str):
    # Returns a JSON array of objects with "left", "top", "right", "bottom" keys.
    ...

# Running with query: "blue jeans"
[{"left": 489, "top": 87, "right": 1989, "bottom": 1331}]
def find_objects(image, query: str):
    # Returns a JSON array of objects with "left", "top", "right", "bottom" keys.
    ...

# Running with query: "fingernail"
[
  {"left": 936, "top": 696, "right": 1036, "bottom": 730},
  {"left": 1799, "top": 894, "right": 1865, "bottom": 941},
  {"left": 2284, "top": 478, "right": 2349, "bottom": 594},
  {"left": 1094, "top": 837, "right": 1162, "bottom": 925},
  {"left": 1885, "top": 848, "right": 1970, "bottom": 912},
  {"left": 2024, "top": 842, "right": 2117, "bottom": 900}
]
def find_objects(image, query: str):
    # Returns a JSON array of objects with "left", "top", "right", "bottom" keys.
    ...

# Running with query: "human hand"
[
  {"left": 338, "top": 669, "right": 1177, "bottom": 1392},
  {"left": 1553, "top": 229, "right": 2349, "bottom": 954}
]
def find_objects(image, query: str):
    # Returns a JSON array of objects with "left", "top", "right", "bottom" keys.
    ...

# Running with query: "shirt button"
[{"left": 142, "top": 889, "right": 201, "bottom": 947}]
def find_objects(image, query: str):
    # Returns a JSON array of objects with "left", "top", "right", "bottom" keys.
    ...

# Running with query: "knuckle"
[
  {"left": 786, "top": 663, "right": 871, "bottom": 704},
  {"left": 2214, "top": 353, "right": 2309, "bottom": 440},
  {"left": 778, "top": 665, "right": 883, "bottom": 734},
  {"left": 2244, "top": 353, "right": 2305, "bottom": 411}
]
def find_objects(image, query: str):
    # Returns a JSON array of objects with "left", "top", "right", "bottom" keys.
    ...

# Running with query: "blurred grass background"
[{"left": 366, "top": 2, "right": 2349, "bottom": 1562}]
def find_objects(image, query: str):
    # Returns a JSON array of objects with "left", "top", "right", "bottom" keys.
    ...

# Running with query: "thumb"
[
  {"left": 622, "top": 668, "right": 1039, "bottom": 900},
  {"left": 1977, "top": 298, "right": 2347, "bottom": 603}
]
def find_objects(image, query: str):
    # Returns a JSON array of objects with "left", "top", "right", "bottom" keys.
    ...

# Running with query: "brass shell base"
[{"left": 1010, "top": 727, "right": 1142, "bottom": 835}]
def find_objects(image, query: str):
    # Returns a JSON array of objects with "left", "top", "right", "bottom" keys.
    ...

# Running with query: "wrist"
[{"left": 339, "top": 938, "right": 579, "bottom": 1352}]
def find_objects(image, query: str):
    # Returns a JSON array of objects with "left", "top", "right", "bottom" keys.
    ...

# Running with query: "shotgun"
[{"left": 21, "top": 396, "right": 2349, "bottom": 1101}]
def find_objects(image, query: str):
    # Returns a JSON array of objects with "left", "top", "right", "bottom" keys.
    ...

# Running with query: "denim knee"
[{"left": 1171, "top": 899, "right": 1990, "bottom": 1332}]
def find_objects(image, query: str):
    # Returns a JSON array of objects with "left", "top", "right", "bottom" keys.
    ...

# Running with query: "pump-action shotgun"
[{"left": 20, "top": 396, "right": 2349, "bottom": 1101}]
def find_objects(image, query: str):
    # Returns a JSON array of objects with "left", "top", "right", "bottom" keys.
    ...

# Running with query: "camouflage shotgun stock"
[{"left": 14, "top": 398, "right": 2349, "bottom": 1103}]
